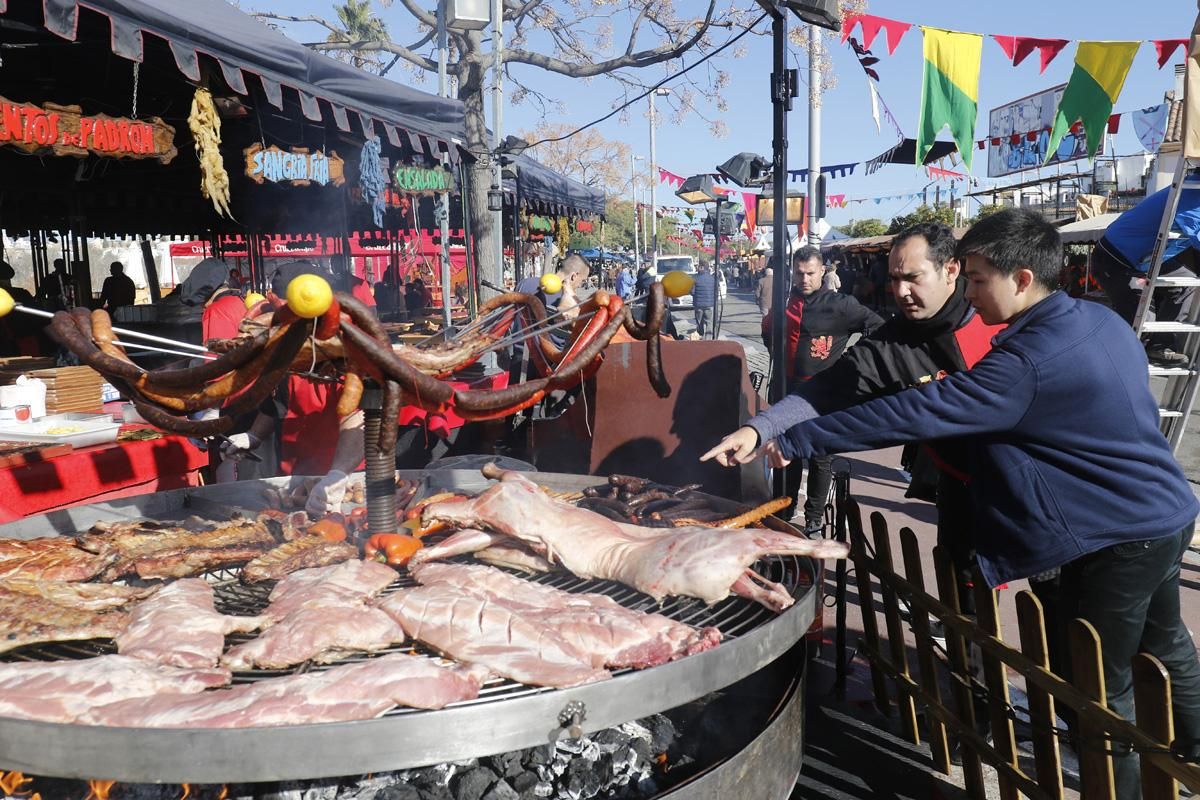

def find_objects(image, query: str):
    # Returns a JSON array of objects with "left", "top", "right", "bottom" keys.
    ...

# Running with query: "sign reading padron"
[
  {"left": 0, "top": 95, "right": 177, "bottom": 163},
  {"left": 244, "top": 144, "right": 345, "bottom": 187},
  {"left": 392, "top": 164, "right": 452, "bottom": 195}
]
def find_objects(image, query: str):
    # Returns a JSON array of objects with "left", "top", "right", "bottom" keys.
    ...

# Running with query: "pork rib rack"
[{"left": 417, "top": 467, "right": 849, "bottom": 612}]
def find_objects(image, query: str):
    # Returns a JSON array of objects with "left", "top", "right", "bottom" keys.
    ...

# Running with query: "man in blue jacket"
[
  {"left": 703, "top": 208, "right": 1200, "bottom": 796},
  {"left": 691, "top": 262, "right": 718, "bottom": 339}
]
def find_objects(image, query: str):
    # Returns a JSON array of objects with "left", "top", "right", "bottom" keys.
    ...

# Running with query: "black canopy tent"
[{"left": 502, "top": 154, "right": 606, "bottom": 218}]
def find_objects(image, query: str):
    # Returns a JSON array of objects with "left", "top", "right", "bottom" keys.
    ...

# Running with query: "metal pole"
[
  {"left": 713, "top": 197, "right": 723, "bottom": 340},
  {"left": 492, "top": 0, "right": 505, "bottom": 286},
  {"left": 806, "top": 24, "right": 822, "bottom": 247},
  {"left": 833, "top": 462, "right": 850, "bottom": 694},
  {"left": 650, "top": 93, "right": 658, "bottom": 256},
  {"left": 769, "top": 7, "right": 790, "bottom": 502},
  {"left": 630, "top": 154, "right": 640, "bottom": 263},
  {"left": 437, "top": 1, "right": 453, "bottom": 328}
]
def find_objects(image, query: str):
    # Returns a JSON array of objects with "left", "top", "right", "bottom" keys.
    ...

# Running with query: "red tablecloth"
[
  {"left": 0, "top": 432, "right": 207, "bottom": 523},
  {"left": 396, "top": 371, "right": 510, "bottom": 438}
]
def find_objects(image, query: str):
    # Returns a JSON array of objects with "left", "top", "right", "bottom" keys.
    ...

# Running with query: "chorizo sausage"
[
  {"left": 338, "top": 318, "right": 454, "bottom": 408},
  {"left": 337, "top": 368, "right": 364, "bottom": 417}
]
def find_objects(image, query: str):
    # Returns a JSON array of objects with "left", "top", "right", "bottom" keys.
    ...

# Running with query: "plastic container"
[{"left": 0, "top": 413, "right": 121, "bottom": 448}]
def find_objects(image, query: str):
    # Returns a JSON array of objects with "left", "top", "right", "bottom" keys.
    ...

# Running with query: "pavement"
[{"left": 683, "top": 287, "right": 1200, "bottom": 800}]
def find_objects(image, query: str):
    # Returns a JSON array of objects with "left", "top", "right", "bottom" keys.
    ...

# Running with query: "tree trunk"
[{"left": 459, "top": 57, "right": 501, "bottom": 296}]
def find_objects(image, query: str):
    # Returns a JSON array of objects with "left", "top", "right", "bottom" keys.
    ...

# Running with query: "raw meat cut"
[
  {"left": 222, "top": 605, "right": 404, "bottom": 670},
  {"left": 0, "top": 583, "right": 130, "bottom": 655},
  {"left": 417, "top": 467, "right": 849, "bottom": 611},
  {"left": 379, "top": 584, "right": 610, "bottom": 688},
  {"left": 262, "top": 559, "right": 397, "bottom": 624},
  {"left": 81, "top": 653, "right": 488, "bottom": 728},
  {"left": 116, "top": 579, "right": 262, "bottom": 668},
  {"left": 0, "top": 537, "right": 112, "bottom": 582},
  {"left": 411, "top": 562, "right": 721, "bottom": 668},
  {"left": 0, "top": 655, "right": 230, "bottom": 723},
  {"left": 240, "top": 537, "right": 358, "bottom": 584},
  {"left": 0, "top": 579, "right": 155, "bottom": 611}
]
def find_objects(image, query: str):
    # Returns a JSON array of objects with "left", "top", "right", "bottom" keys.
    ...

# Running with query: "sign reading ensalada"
[
  {"left": 0, "top": 96, "right": 177, "bottom": 163},
  {"left": 392, "top": 164, "right": 452, "bottom": 194},
  {"left": 244, "top": 144, "right": 346, "bottom": 187}
]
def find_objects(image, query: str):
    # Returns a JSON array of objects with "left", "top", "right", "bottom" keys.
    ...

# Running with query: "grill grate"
[{"left": 1, "top": 553, "right": 814, "bottom": 710}]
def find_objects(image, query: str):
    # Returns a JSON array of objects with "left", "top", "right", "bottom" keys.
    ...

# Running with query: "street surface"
[{"left": 688, "top": 286, "right": 1200, "bottom": 800}]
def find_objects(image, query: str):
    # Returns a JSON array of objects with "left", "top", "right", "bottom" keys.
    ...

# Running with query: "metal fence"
[{"left": 842, "top": 498, "right": 1200, "bottom": 799}]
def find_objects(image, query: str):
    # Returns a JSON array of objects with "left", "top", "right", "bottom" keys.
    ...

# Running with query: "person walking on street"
[
  {"left": 99, "top": 261, "right": 136, "bottom": 310},
  {"left": 759, "top": 245, "right": 883, "bottom": 532},
  {"left": 692, "top": 261, "right": 717, "bottom": 339},
  {"left": 755, "top": 265, "right": 774, "bottom": 316}
]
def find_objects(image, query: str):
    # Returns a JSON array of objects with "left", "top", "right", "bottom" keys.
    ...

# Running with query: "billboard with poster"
[{"left": 987, "top": 84, "right": 1103, "bottom": 178}]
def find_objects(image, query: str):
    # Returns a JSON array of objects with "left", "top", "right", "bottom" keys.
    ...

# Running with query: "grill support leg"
[{"left": 362, "top": 380, "right": 397, "bottom": 534}]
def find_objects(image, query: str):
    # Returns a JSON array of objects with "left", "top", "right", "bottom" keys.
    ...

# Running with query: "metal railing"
[{"left": 842, "top": 499, "right": 1200, "bottom": 799}]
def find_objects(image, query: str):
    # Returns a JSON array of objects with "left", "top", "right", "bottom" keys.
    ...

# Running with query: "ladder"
[{"left": 1131, "top": 156, "right": 1200, "bottom": 451}]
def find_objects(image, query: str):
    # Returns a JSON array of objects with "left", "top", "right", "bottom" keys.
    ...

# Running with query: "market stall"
[{"left": 502, "top": 154, "right": 606, "bottom": 280}]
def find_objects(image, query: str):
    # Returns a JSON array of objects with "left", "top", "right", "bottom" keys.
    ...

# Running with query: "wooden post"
[
  {"left": 973, "top": 572, "right": 1021, "bottom": 800},
  {"left": 1132, "top": 654, "right": 1178, "bottom": 800},
  {"left": 1069, "top": 619, "right": 1117, "bottom": 800},
  {"left": 846, "top": 500, "right": 890, "bottom": 712},
  {"left": 899, "top": 527, "right": 951, "bottom": 773},
  {"left": 932, "top": 546, "right": 986, "bottom": 798},
  {"left": 1014, "top": 591, "right": 1065, "bottom": 800},
  {"left": 870, "top": 512, "right": 920, "bottom": 744}
]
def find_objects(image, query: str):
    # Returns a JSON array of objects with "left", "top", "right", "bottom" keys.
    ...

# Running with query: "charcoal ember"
[
  {"left": 260, "top": 780, "right": 339, "bottom": 800},
  {"left": 524, "top": 744, "right": 555, "bottom": 767},
  {"left": 628, "top": 736, "right": 652, "bottom": 763},
  {"left": 532, "top": 781, "right": 554, "bottom": 798},
  {"left": 489, "top": 751, "right": 524, "bottom": 779},
  {"left": 591, "top": 729, "right": 627, "bottom": 749},
  {"left": 452, "top": 766, "right": 498, "bottom": 800},
  {"left": 375, "top": 785, "right": 423, "bottom": 800},
  {"left": 635, "top": 776, "right": 659, "bottom": 796},
  {"left": 416, "top": 785, "right": 454, "bottom": 800},
  {"left": 644, "top": 715, "right": 677, "bottom": 753},
  {"left": 481, "top": 779, "right": 519, "bottom": 800}
]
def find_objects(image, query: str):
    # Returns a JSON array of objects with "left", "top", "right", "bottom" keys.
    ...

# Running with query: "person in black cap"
[{"left": 177, "top": 257, "right": 245, "bottom": 342}]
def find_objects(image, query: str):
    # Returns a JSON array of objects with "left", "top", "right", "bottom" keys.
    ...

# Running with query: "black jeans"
[
  {"left": 1053, "top": 527, "right": 1200, "bottom": 799},
  {"left": 783, "top": 454, "right": 833, "bottom": 531}
]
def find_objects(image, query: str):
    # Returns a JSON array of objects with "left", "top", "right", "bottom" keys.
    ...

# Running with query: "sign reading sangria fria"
[
  {"left": 0, "top": 96, "right": 177, "bottom": 163},
  {"left": 244, "top": 144, "right": 346, "bottom": 187},
  {"left": 391, "top": 163, "right": 452, "bottom": 195}
]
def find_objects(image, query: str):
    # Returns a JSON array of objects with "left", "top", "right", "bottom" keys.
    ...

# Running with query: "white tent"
[{"left": 1058, "top": 213, "right": 1119, "bottom": 244}]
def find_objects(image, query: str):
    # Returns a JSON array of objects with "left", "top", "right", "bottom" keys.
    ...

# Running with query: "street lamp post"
[
  {"left": 649, "top": 87, "right": 670, "bottom": 257},
  {"left": 630, "top": 154, "right": 644, "bottom": 264}
]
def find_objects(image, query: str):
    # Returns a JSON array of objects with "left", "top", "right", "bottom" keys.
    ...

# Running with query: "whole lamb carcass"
[{"left": 416, "top": 466, "right": 848, "bottom": 612}]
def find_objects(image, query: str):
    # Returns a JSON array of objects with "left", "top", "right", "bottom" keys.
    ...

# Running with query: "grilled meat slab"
[
  {"left": 221, "top": 604, "right": 404, "bottom": 670},
  {"left": 0, "top": 537, "right": 112, "bottom": 582},
  {"left": 411, "top": 562, "right": 721, "bottom": 669},
  {"left": 241, "top": 537, "right": 358, "bottom": 584},
  {"left": 0, "top": 584, "right": 130, "bottom": 655},
  {"left": 116, "top": 579, "right": 263, "bottom": 669},
  {"left": 379, "top": 583, "right": 611, "bottom": 688},
  {"left": 77, "top": 519, "right": 277, "bottom": 581},
  {"left": 418, "top": 468, "right": 849, "bottom": 611},
  {"left": 81, "top": 653, "right": 488, "bottom": 728},
  {"left": 0, "top": 579, "right": 156, "bottom": 611},
  {"left": 263, "top": 560, "right": 397, "bottom": 624},
  {"left": 0, "top": 654, "right": 230, "bottom": 723}
]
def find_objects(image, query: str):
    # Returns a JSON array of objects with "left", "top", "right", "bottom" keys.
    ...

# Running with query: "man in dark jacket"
[
  {"left": 712, "top": 210, "right": 1200, "bottom": 798},
  {"left": 716, "top": 223, "right": 1003, "bottom": 602},
  {"left": 761, "top": 245, "right": 882, "bottom": 532},
  {"left": 691, "top": 262, "right": 717, "bottom": 338}
]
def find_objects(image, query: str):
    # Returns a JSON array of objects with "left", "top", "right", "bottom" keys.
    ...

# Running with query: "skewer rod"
[{"left": 13, "top": 304, "right": 212, "bottom": 353}]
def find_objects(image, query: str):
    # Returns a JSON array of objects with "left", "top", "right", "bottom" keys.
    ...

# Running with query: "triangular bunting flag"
[
  {"left": 1046, "top": 41, "right": 1141, "bottom": 162},
  {"left": 868, "top": 80, "right": 882, "bottom": 132},
  {"left": 1132, "top": 103, "right": 1170, "bottom": 152},
  {"left": 993, "top": 35, "right": 1069, "bottom": 73},
  {"left": 843, "top": 14, "right": 912, "bottom": 56},
  {"left": 917, "top": 28, "right": 984, "bottom": 170},
  {"left": 1154, "top": 39, "right": 1188, "bottom": 69}
]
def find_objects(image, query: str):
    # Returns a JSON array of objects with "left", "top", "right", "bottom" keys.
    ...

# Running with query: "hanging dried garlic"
[{"left": 188, "top": 87, "right": 233, "bottom": 218}]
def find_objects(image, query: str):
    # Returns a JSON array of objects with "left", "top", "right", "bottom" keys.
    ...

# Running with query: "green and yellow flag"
[
  {"left": 917, "top": 28, "right": 983, "bottom": 170},
  {"left": 1045, "top": 42, "right": 1141, "bottom": 162}
]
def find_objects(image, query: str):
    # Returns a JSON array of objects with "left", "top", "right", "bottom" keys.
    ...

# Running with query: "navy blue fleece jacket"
[{"left": 777, "top": 290, "right": 1199, "bottom": 586}]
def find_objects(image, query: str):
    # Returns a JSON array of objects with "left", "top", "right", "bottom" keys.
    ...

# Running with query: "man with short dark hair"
[
  {"left": 691, "top": 261, "right": 717, "bottom": 339},
  {"left": 710, "top": 209, "right": 1200, "bottom": 797},
  {"left": 99, "top": 261, "right": 136, "bottom": 310}
]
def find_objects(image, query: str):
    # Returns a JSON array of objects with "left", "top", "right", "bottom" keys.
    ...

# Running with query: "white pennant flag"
[{"left": 867, "top": 79, "right": 882, "bottom": 133}]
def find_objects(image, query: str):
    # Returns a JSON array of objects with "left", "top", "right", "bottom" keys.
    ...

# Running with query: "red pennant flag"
[
  {"left": 1154, "top": 39, "right": 1188, "bottom": 69},
  {"left": 993, "top": 35, "right": 1069, "bottom": 73},
  {"left": 844, "top": 14, "right": 911, "bottom": 55},
  {"left": 1010, "top": 134, "right": 1021, "bottom": 145},
  {"left": 1108, "top": 113, "right": 1122, "bottom": 134},
  {"left": 977, "top": 140, "right": 986, "bottom": 150},
  {"left": 991, "top": 137, "right": 1002, "bottom": 147},
  {"left": 742, "top": 192, "right": 757, "bottom": 233},
  {"left": 1026, "top": 131, "right": 1038, "bottom": 142}
]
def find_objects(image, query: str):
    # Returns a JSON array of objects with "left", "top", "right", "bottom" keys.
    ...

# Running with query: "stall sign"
[
  {"left": 244, "top": 144, "right": 346, "bottom": 187},
  {"left": 0, "top": 95, "right": 177, "bottom": 163},
  {"left": 575, "top": 219, "right": 594, "bottom": 233},
  {"left": 391, "top": 164, "right": 452, "bottom": 194}
]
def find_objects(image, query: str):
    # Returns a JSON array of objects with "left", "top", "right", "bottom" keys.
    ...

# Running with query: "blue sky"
[{"left": 273, "top": 1, "right": 1196, "bottom": 225}]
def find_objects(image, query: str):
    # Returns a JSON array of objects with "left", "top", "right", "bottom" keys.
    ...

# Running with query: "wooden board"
[{"left": 0, "top": 440, "right": 73, "bottom": 469}]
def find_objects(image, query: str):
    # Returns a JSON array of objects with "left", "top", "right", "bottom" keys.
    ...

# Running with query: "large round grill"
[{"left": 0, "top": 472, "right": 820, "bottom": 784}]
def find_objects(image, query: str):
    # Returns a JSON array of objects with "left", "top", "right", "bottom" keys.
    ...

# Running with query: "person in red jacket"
[{"left": 761, "top": 245, "right": 882, "bottom": 532}]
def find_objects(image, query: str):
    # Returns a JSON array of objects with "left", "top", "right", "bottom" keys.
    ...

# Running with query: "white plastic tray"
[{"left": 0, "top": 414, "right": 120, "bottom": 448}]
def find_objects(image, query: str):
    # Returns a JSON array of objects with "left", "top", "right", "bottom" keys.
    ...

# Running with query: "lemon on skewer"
[
  {"left": 539, "top": 273, "right": 563, "bottom": 294},
  {"left": 244, "top": 292, "right": 266, "bottom": 310},
  {"left": 661, "top": 270, "right": 695, "bottom": 298},
  {"left": 0, "top": 288, "right": 13, "bottom": 319},
  {"left": 286, "top": 275, "right": 333, "bottom": 319}
]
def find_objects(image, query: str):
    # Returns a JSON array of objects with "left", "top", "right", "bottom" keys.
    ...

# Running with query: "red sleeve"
[
  {"left": 954, "top": 315, "right": 1006, "bottom": 369},
  {"left": 352, "top": 280, "right": 377, "bottom": 307},
  {"left": 201, "top": 295, "right": 247, "bottom": 342}
]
